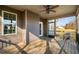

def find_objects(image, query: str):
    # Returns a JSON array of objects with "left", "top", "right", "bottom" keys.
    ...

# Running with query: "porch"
[
  {"left": 0, "top": 36, "right": 79, "bottom": 54},
  {"left": 0, "top": 5, "right": 79, "bottom": 54}
]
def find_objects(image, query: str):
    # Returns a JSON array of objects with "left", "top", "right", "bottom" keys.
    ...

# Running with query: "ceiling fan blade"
[
  {"left": 40, "top": 10, "right": 46, "bottom": 12},
  {"left": 50, "top": 5, "right": 59, "bottom": 9},
  {"left": 43, "top": 5, "right": 48, "bottom": 8},
  {"left": 50, "top": 10, "right": 56, "bottom": 12}
]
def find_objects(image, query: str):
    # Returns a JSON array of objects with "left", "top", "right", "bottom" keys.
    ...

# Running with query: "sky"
[
  {"left": 4, "top": 20, "right": 16, "bottom": 25},
  {"left": 56, "top": 16, "right": 76, "bottom": 27}
]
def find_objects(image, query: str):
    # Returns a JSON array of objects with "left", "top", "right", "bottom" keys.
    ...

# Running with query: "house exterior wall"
[
  {"left": 0, "top": 6, "right": 24, "bottom": 44},
  {"left": 0, "top": 5, "right": 48, "bottom": 45},
  {"left": 27, "top": 10, "right": 40, "bottom": 42}
]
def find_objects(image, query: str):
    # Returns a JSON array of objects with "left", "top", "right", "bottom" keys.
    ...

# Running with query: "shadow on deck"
[
  {"left": 0, "top": 36, "right": 79, "bottom": 54},
  {"left": 40, "top": 36, "right": 79, "bottom": 54}
]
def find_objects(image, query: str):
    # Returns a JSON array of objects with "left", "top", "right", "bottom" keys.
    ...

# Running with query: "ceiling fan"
[{"left": 41, "top": 5, "right": 59, "bottom": 14}]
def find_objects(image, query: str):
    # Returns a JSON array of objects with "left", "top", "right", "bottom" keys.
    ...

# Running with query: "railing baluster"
[
  {"left": 5, "top": 40, "right": 7, "bottom": 47},
  {"left": 0, "top": 39, "right": 27, "bottom": 53},
  {"left": 9, "top": 40, "right": 11, "bottom": 46},
  {"left": 2, "top": 42, "right": 3, "bottom": 48}
]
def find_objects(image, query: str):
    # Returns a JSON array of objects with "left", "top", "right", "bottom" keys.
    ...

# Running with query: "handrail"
[
  {"left": 58, "top": 35, "right": 71, "bottom": 54},
  {"left": 0, "top": 39, "right": 27, "bottom": 54},
  {"left": 0, "top": 39, "right": 15, "bottom": 46},
  {"left": 44, "top": 40, "right": 52, "bottom": 54}
]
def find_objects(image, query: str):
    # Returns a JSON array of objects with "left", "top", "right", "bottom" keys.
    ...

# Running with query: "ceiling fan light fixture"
[{"left": 41, "top": 5, "right": 59, "bottom": 14}]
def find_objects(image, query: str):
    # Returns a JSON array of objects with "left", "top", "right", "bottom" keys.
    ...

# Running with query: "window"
[
  {"left": 48, "top": 20, "right": 55, "bottom": 36},
  {"left": 2, "top": 11, "right": 17, "bottom": 35},
  {"left": 39, "top": 22, "right": 43, "bottom": 36}
]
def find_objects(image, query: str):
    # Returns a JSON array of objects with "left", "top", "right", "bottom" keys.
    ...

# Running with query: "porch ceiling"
[{"left": 6, "top": 5, "right": 77, "bottom": 19}]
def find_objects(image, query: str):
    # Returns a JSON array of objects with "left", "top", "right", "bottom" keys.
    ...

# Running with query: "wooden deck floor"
[{"left": 40, "top": 36, "right": 79, "bottom": 54}]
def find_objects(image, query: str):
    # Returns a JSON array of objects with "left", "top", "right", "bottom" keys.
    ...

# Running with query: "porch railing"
[{"left": 0, "top": 39, "right": 27, "bottom": 54}]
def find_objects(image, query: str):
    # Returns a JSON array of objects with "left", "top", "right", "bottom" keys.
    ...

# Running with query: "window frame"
[{"left": 2, "top": 10, "right": 17, "bottom": 35}]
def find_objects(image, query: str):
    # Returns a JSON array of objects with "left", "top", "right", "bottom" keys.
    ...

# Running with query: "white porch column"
[
  {"left": 22, "top": 10, "right": 29, "bottom": 45},
  {"left": 25, "top": 10, "right": 29, "bottom": 45},
  {"left": 77, "top": 8, "right": 79, "bottom": 33},
  {"left": 76, "top": 7, "right": 79, "bottom": 43}
]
